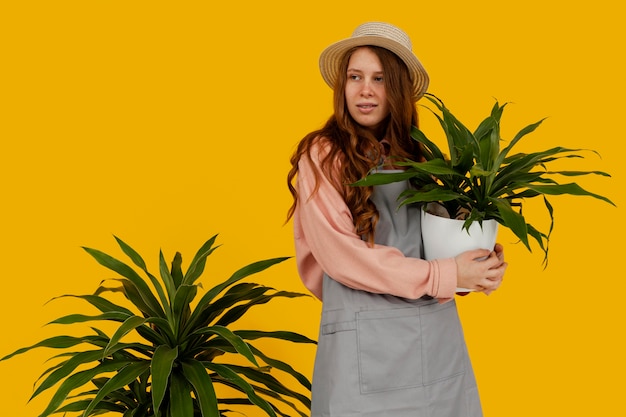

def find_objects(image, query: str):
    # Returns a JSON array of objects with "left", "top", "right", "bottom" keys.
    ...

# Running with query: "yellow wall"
[{"left": 1, "top": 1, "right": 624, "bottom": 416}]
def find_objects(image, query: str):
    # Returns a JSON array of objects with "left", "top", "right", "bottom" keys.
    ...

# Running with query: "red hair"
[{"left": 287, "top": 46, "right": 421, "bottom": 244}]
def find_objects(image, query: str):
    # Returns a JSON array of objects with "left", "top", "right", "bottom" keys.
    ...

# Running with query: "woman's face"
[{"left": 344, "top": 47, "right": 390, "bottom": 133}]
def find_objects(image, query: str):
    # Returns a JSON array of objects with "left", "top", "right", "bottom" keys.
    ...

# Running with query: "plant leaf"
[
  {"left": 193, "top": 325, "right": 258, "bottom": 366},
  {"left": 495, "top": 118, "right": 546, "bottom": 168},
  {"left": 50, "top": 294, "right": 134, "bottom": 316},
  {"left": 82, "top": 246, "right": 164, "bottom": 317},
  {"left": 492, "top": 199, "right": 530, "bottom": 250},
  {"left": 225, "top": 365, "right": 311, "bottom": 409},
  {"left": 151, "top": 345, "right": 178, "bottom": 414},
  {"left": 172, "top": 284, "right": 197, "bottom": 332},
  {"left": 31, "top": 349, "right": 106, "bottom": 401},
  {"left": 181, "top": 359, "right": 219, "bottom": 417},
  {"left": 83, "top": 361, "right": 151, "bottom": 416},
  {"left": 234, "top": 330, "right": 316, "bottom": 345},
  {"left": 185, "top": 258, "right": 290, "bottom": 334},
  {"left": 247, "top": 343, "right": 312, "bottom": 390},
  {"left": 114, "top": 236, "right": 171, "bottom": 319},
  {"left": 1, "top": 336, "right": 94, "bottom": 362},
  {"left": 216, "top": 291, "right": 307, "bottom": 328},
  {"left": 206, "top": 362, "right": 277, "bottom": 417},
  {"left": 170, "top": 252, "right": 184, "bottom": 289},
  {"left": 526, "top": 182, "right": 615, "bottom": 206},
  {"left": 102, "top": 316, "right": 147, "bottom": 358},
  {"left": 48, "top": 312, "right": 131, "bottom": 325},
  {"left": 56, "top": 399, "right": 126, "bottom": 414},
  {"left": 37, "top": 360, "right": 132, "bottom": 417},
  {"left": 182, "top": 235, "right": 219, "bottom": 286},
  {"left": 159, "top": 250, "right": 176, "bottom": 302},
  {"left": 351, "top": 171, "right": 417, "bottom": 186},
  {"left": 410, "top": 124, "right": 445, "bottom": 160},
  {"left": 113, "top": 236, "right": 147, "bottom": 270},
  {"left": 168, "top": 370, "right": 194, "bottom": 417}
]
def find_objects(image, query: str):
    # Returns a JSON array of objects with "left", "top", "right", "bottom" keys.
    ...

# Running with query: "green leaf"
[
  {"left": 37, "top": 360, "right": 131, "bottom": 417},
  {"left": 216, "top": 291, "right": 307, "bottom": 328},
  {"left": 172, "top": 284, "right": 197, "bottom": 331},
  {"left": 214, "top": 381, "right": 306, "bottom": 417},
  {"left": 455, "top": 144, "right": 475, "bottom": 174},
  {"left": 492, "top": 199, "right": 530, "bottom": 250},
  {"left": 247, "top": 343, "right": 312, "bottom": 390},
  {"left": 102, "top": 316, "right": 147, "bottom": 358},
  {"left": 83, "top": 361, "right": 151, "bottom": 416},
  {"left": 135, "top": 320, "right": 169, "bottom": 347},
  {"left": 151, "top": 345, "right": 178, "bottom": 414},
  {"left": 193, "top": 325, "right": 258, "bottom": 366},
  {"left": 185, "top": 258, "right": 290, "bottom": 334},
  {"left": 190, "top": 285, "right": 271, "bottom": 332},
  {"left": 410, "top": 124, "right": 445, "bottom": 160},
  {"left": 206, "top": 363, "right": 277, "bottom": 417},
  {"left": 247, "top": 387, "right": 308, "bottom": 417},
  {"left": 225, "top": 365, "right": 311, "bottom": 409},
  {"left": 526, "top": 182, "right": 615, "bottom": 206},
  {"left": 144, "top": 317, "right": 177, "bottom": 345},
  {"left": 168, "top": 370, "right": 194, "bottom": 417},
  {"left": 119, "top": 279, "right": 155, "bottom": 318},
  {"left": 31, "top": 342, "right": 153, "bottom": 402},
  {"left": 495, "top": 118, "right": 545, "bottom": 168},
  {"left": 181, "top": 360, "right": 219, "bottom": 417},
  {"left": 56, "top": 399, "right": 126, "bottom": 414},
  {"left": 114, "top": 236, "right": 148, "bottom": 270},
  {"left": 351, "top": 171, "right": 417, "bottom": 187},
  {"left": 159, "top": 250, "right": 176, "bottom": 302},
  {"left": 82, "top": 247, "right": 165, "bottom": 317},
  {"left": 527, "top": 221, "right": 550, "bottom": 268},
  {"left": 210, "top": 258, "right": 291, "bottom": 302},
  {"left": 114, "top": 236, "right": 171, "bottom": 319},
  {"left": 170, "top": 252, "right": 184, "bottom": 289},
  {"left": 1, "top": 336, "right": 92, "bottom": 362},
  {"left": 182, "top": 235, "right": 219, "bottom": 286},
  {"left": 398, "top": 188, "right": 466, "bottom": 206},
  {"left": 30, "top": 349, "right": 105, "bottom": 400},
  {"left": 50, "top": 294, "right": 134, "bottom": 316},
  {"left": 48, "top": 312, "right": 131, "bottom": 325},
  {"left": 234, "top": 330, "right": 316, "bottom": 345},
  {"left": 546, "top": 170, "right": 611, "bottom": 178}
]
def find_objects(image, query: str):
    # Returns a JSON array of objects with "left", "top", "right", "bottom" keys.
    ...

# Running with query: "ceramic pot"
[{"left": 420, "top": 205, "right": 498, "bottom": 292}]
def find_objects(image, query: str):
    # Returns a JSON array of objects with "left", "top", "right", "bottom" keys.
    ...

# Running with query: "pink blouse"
[{"left": 292, "top": 140, "right": 457, "bottom": 302}]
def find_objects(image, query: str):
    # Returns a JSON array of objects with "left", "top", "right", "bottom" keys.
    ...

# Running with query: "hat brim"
[{"left": 319, "top": 35, "right": 429, "bottom": 101}]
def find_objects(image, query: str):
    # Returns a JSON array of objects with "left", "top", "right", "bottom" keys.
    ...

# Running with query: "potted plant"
[
  {"left": 354, "top": 94, "right": 614, "bottom": 267},
  {"left": 0, "top": 235, "right": 315, "bottom": 417}
]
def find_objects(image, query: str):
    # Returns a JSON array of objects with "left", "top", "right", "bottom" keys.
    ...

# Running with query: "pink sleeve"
[{"left": 293, "top": 142, "right": 457, "bottom": 301}]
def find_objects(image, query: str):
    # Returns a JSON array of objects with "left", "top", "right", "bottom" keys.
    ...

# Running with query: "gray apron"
[{"left": 310, "top": 177, "right": 482, "bottom": 417}]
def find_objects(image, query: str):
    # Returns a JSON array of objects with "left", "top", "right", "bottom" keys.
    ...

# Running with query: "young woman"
[{"left": 287, "top": 22, "right": 507, "bottom": 417}]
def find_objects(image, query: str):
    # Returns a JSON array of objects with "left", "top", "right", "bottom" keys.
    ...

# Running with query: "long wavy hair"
[{"left": 287, "top": 46, "right": 422, "bottom": 244}]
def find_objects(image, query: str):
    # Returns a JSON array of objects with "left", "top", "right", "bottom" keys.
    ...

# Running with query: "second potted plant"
[{"left": 0, "top": 235, "right": 315, "bottom": 417}]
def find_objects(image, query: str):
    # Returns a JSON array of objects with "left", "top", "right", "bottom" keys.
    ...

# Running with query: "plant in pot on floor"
[
  {"left": 354, "top": 94, "right": 614, "bottom": 274},
  {"left": 0, "top": 234, "right": 315, "bottom": 417}
]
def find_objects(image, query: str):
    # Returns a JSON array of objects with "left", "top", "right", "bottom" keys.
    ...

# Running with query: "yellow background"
[{"left": 1, "top": 1, "right": 624, "bottom": 416}]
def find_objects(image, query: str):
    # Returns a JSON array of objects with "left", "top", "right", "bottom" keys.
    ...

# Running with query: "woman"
[{"left": 287, "top": 22, "right": 507, "bottom": 417}]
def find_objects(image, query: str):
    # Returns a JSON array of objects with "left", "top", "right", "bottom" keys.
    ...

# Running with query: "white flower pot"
[{"left": 420, "top": 205, "right": 498, "bottom": 292}]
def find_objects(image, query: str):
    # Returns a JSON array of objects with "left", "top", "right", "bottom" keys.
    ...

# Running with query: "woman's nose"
[{"left": 360, "top": 81, "right": 373, "bottom": 97}]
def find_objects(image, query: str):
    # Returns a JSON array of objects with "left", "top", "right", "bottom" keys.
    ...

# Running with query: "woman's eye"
[
  {"left": 349, "top": 74, "right": 360, "bottom": 81},
  {"left": 375, "top": 76, "right": 384, "bottom": 82}
]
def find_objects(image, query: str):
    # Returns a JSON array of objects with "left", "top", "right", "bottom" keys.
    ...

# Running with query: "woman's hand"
[{"left": 455, "top": 243, "right": 508, "bottom": 295}]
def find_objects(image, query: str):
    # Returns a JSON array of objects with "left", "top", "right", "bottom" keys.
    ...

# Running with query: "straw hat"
[{"left": 319, "top": 22, "right": 429, "bottom": 101}]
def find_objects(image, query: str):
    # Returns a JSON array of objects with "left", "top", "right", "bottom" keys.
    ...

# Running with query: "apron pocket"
[
  {"left": 356, "top": 301, "right": 466, "bottom": 394},
  {"left": 357, "top": 307, "right": 423, "bottom": 393}
]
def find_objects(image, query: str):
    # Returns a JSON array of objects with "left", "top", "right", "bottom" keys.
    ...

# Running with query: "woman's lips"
[{"left": 356, "top": 103, "right": 377, "bottom": 114}]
